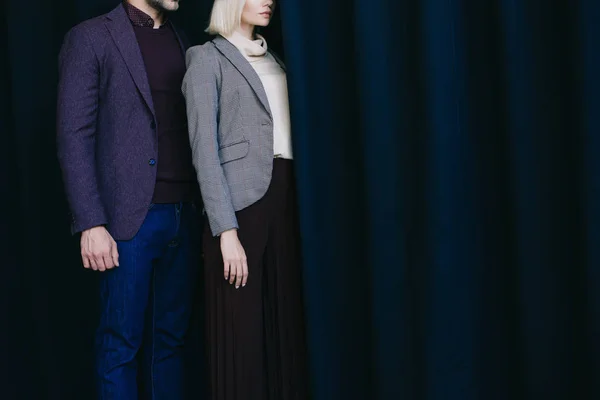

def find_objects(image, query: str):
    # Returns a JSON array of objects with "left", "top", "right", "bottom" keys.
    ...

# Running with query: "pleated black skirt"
[{"left": 202, "top": 159, "right": 308, "bottom": 400}]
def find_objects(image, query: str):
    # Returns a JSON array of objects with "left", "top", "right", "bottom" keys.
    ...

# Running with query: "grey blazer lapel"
[
  {"left": 105, "top": 4, "right": 155, "bottom": 117},
  {"left": 212, "top": 36, "right": 272, "bottom": 117}
]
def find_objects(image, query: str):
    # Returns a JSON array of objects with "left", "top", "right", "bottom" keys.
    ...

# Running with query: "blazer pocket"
[{"left": 218, "top": 140, "right": 250, "bottom": 164}]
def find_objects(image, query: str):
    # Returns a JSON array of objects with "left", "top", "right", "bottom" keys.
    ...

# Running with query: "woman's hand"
[{"left": 220, "top": 229, "right": 248, "bottom": 288}]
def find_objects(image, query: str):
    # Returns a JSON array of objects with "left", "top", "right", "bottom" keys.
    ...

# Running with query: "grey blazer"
[{"left": 182, "top": 36, "right": 286, "bottom": 236}]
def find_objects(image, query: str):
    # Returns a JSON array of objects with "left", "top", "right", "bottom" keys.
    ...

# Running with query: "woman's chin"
[{"left": 252, "top": 18, "right": 271, "bottom": 28}]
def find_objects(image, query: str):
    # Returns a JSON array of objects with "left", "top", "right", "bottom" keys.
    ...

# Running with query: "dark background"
[{"left": 3, "top": 0, "right": 600, "bottom": 399}]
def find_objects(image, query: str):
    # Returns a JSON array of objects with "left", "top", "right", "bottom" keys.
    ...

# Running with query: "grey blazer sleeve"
[{"left": 182, "top": 45, "right": 239, "bottom": 236}]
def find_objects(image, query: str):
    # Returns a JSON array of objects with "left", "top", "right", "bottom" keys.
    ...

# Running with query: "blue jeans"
[{"left": 94, "top": 202, "right": 200, "bottom": 399}]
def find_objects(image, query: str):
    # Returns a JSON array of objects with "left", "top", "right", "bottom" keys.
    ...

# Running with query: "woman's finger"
[
  {"left": 235, "top": 261, "right": 243, "bottom": 289},
  {"left": 224, "top": 260, "right": 230, "bottom": 280},
  {"left": 241, "top": 258, "right": 248, "bottom": 288},
  {"left": 229, "top": 261, "right": 237, "bottom": 285}
]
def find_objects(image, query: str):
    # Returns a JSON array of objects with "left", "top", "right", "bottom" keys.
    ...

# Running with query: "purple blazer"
[{"left": 56, "top": 4, "right": 190, "bottom": 241}]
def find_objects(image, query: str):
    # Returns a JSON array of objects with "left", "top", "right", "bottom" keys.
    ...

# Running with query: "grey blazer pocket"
[{"left": 218, "top": 140, "right": 250, "bottom": 164}]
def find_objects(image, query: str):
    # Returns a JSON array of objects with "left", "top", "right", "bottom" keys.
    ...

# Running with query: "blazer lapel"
[
  {"left": 169, "top": 21, "right": 188, "bottom": 56},
  {"left": 212, "top": 36, "right": 272, "bottom": 116},
  {"left": 269, "top": 49, "right": 286, "bottom": 72},
  {"left": 105, "top": 4, "right": 155, "bottom": 116}
]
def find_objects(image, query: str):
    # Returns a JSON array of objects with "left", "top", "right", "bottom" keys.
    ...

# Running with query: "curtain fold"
[
  {"left": 280, "top": 1, "right": 595, "bottom": 399},
  {"left": 580, "top": 1, "right": 600, "bottom": 399}
]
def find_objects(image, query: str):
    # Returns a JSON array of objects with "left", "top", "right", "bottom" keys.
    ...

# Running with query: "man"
[{"left": 56, "top": 1, "right": 201, "bottom": 398}]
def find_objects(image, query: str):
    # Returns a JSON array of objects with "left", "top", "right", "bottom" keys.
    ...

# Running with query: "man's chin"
[
  {"left": 148, "top": 0, "right": 179, "bottom": 12},
  {"left": 165, "top": 2, "right": 179, "bottom": 11}
]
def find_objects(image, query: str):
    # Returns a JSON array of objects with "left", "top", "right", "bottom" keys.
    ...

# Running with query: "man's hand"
[
  {"left": 80, "top": 226, "right": 119, "bottom": 272},
  {"left": 220, "top": 229, "right": 248, "bottom": 289}
]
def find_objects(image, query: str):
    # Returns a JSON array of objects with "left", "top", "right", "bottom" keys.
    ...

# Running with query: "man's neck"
[{"left": 127, "top": 0, "right": 165, "bottom": 28}]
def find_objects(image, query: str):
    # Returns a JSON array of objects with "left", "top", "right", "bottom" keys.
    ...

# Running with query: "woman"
[{"left": 181, "top": 1, "right": 307, "bottom": 399}]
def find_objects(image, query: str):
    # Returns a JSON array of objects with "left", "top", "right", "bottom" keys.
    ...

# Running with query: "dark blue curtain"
[
  {"left": 280, "top": 0, "right": 597, "bottom": 399},
  {"left": 2, "top": 0, "right": 598, "bottom": 399}
]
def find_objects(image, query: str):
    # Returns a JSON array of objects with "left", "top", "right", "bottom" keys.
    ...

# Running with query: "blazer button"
[
  {"left": 149, "top": 158, "right": 156, "bottom": 166},
  {"left": 150, "top": 121, "right": 156, "bottom": 130}
]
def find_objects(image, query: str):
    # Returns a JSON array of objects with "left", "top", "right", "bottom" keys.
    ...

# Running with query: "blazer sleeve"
[
  {"left": 182, "top": 45, "right": 239, "bottom": 237},
  {"left": 56, "top": 24, "right": 107, "bottom": 234}
]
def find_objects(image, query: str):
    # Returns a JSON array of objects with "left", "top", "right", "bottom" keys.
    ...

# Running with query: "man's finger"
[
  {"left": 103, "top": 254, "right": 115, "bottom": 270},
  {"left": 95, "top": 255, "right": 107, "bottom": 272},
  {"left": 82, "top": 254, "right": 91, "bottom": 269},
  {"left": 89, "top": 258, "right": 98, "bottom": 271},
  {"left": 111, "top": 242, "right": 120, "bottom": 267}
]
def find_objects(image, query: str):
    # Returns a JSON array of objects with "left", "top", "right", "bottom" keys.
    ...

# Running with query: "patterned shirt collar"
[{"left": 123, "top": 1, "right": 168, "bottom": 28}]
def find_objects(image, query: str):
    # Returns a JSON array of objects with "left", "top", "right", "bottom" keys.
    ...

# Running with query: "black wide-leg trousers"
[{"left": 203, "top": 159, "right": 308, "bottom": 400}]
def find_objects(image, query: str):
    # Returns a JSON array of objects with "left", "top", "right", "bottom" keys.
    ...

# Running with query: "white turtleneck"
[{"left": 224, "top": 31, "right": 293, "bottom": 160}]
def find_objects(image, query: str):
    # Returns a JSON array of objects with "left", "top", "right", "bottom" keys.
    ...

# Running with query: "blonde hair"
[{"left": 206, "top": 0, "right": 246, "bottom": 37}]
